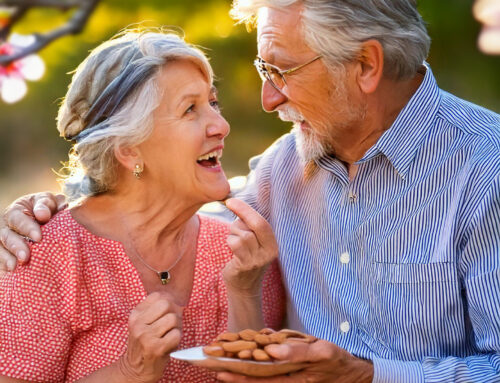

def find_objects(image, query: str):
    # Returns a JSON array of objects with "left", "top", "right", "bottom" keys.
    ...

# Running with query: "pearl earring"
[{"left": 133, "top": 164, "right": 143, "bottom": 179}]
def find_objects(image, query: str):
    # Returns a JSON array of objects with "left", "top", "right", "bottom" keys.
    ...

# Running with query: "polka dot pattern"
[{"left": 0, "top": 210, "right": 285, "bottom": 382}]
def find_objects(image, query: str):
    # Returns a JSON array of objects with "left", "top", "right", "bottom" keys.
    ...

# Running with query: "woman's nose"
[
  {"left": 206, "top": 111, "right": 230, "bottom": 139},
  {"left": 261, "top": 80, "right": 288, "bottom": 112}
]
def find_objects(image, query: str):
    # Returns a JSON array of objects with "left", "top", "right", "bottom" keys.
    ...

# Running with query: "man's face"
[{"left": 256, "top": 4, "right": 366, "bottom": 164}]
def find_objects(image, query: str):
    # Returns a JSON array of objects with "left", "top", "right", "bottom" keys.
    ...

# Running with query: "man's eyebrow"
[{"left": 211, "top": 86, "right": 218, "bottom": 96}]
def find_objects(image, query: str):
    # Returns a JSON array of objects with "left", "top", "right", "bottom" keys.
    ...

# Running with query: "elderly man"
[{"left": 1, "top": 1, "right": 500, "bottom": 382}]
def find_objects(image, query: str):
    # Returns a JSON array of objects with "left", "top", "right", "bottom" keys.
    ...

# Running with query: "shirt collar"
[{"left": 358, "top": 63, "right": 441, "bottom": 179}]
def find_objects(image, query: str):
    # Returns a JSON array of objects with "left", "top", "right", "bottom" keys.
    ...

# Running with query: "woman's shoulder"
[
  {"left": 198, "top": 214, "right": 230, "bottom": 236},
  {"left": 29, "top": 209, "right": 94, "bottom": 265},
  {"left": 34, "top": 209, "right": 83, "bottom": 248}
]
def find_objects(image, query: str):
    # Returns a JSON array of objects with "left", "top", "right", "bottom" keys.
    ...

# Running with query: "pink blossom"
[{"left": 0, "top": 34, "right": 45, "bottom": 104}]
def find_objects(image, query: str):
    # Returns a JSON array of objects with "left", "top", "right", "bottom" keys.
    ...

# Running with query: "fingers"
[
  {"left": 0, "top": 227, "right": 30, "bottom": 267},
  {"left": 128, "top": 293, "right": 183, "bottom": 357},
  {"left": 55, "top": 194, "right": 69, "bottom": 210},
  {"left": 217, "top": 372, "right": 291, "bottom": 382},
  {"left": 216, "top": 341, "right": 340, "bottom": 382},
  {"left": 227, "top": 222, "right": 259, "bottom": 258},
  {"left": 225, "top": 199, "right": 276, "bottom": 248},
  {"left": 32, "top": 192, "right": 65, "bottom": 224},
  {"left": 0, "top": 241, "right": 18, "bottom": 272},
  {"left": 264, "top": 340, "right": 336, "bottom": 363},
  {"left": 5, "top": 206, "right": 42, "bottom": 243},
  {"left": 150, "top": 311, "right": 182, "bottom": 338},
  {"left": 130, "top": 292, "right": 183, "bottom": 325}
]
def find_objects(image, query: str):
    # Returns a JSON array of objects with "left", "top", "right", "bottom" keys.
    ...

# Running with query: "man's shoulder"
[
  {"left": 437, "top": 90, "right": 500, "bottom": 152},
  {"left": 248, "top": 131, "right": 298, "bottom": 169}
]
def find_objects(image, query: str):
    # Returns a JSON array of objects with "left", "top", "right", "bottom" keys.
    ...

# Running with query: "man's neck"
[{"left": 334, "top": 71, "right": 425, "bottom": 166}]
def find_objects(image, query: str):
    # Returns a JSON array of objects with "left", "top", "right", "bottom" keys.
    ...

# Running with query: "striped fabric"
[{"left": 235, "top": 66, "right": 500, "bottom": 382}]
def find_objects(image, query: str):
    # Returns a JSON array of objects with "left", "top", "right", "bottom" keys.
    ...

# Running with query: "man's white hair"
[
  {"left": 58, "top": 29, "right": 213, "bottom": 200},
  {"left": 231, "top": 0, "right": 430, "bottom": 80}
]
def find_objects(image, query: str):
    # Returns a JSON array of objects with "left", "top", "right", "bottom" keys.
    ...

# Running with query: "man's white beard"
[
  {"left": 292, "top": 125, "right": 329, "bottom": 166},
  {"left": 279, "top": 107, "right": 329, "bottom": 166}
]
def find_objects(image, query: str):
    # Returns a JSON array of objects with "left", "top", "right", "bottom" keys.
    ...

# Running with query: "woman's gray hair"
[
  {"left": 58, "top": 29, "right": 213, "bottom": 201},
  {"left": 231, "top": 0, "right": 430, "bottom": 80}
]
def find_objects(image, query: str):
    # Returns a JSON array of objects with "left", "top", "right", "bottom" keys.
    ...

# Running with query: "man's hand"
[
  {"left": 0, "top": 192, "right": 67, "bottom": 273},
  {"left": 216, "top": 340, "right": 374, "bottom": 383},
  {"left": 222, "top": 198, "right": 279, "bottom": 296}
]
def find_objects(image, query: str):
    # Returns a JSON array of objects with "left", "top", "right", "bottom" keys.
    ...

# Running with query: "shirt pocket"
[{"left": 358, "top": 261, "right": 465, "bottom": 360}]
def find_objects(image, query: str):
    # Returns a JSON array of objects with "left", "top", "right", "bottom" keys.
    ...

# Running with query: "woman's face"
[{"left": 138, "top": 60, "right": 231, "bottom": 204}]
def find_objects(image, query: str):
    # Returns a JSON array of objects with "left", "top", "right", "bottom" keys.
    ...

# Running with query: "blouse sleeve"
[{"left": 0, "top": 237, "right": 73, "bottom": 382}]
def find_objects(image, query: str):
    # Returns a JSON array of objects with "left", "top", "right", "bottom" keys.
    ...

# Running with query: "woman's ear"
[
  {"left": 355, "top": 39, "right": 384, "bottom": 94},
  {"left": 114, "top": 145, "right": 143, "bottom": 173}
]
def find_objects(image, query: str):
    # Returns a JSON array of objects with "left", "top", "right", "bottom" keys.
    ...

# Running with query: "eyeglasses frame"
[{"left": 253, "top": 55, "right": 323, "bottom": 92}]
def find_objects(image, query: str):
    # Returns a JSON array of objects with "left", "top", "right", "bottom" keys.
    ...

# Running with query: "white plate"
[{"left": 171, "top": 346, "right": 309, "bottom": 377}]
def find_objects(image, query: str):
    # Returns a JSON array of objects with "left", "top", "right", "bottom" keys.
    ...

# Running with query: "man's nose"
[{"left": 261, "top": 80, "right": 288, "bottom": 112}]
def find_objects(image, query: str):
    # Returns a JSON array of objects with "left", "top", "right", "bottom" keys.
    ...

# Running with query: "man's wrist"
[{"left": 351, "top": 357, "right": 374, "bottom": 383}]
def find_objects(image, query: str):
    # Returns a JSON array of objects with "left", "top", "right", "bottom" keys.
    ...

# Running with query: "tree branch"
[
  {"left": 0, "top": 6, "right": 27, "bottom": 41},
  {"left": 0, "top": 0, "right": 100, "bottom": 67},
  {"left": 0, "top": 0, "right": 81, "bottom": 9}
]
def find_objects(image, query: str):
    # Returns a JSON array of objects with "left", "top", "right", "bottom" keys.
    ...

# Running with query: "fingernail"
[
  {"left": 18, "top": 251, "right": 27, "bottom": 262},
  {"left": 6, "top": 259, "right": 16, "bottom": 271},
  {"left": 265, "top": 344, "right": 287, "bottom": 358},
  {"left": 30, "top": 230, "right": 41, "bottom": 242}
]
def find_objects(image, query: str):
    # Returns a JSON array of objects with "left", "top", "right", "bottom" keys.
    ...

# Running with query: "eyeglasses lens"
[{"left": 254, "top": 59, "right": 284, "bottom": 91}]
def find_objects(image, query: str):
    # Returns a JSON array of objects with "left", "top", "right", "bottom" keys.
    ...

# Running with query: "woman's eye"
[
  {"left": 185, "top": 104, "right": 195, "bottom": 114},
  {"left": 210, "top": 100, "right": 220, "bottom": 112}
]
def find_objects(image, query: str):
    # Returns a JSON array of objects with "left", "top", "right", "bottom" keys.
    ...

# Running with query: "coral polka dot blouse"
[{"left": 0, "top": 210, "right": 285, "bottom": 382}]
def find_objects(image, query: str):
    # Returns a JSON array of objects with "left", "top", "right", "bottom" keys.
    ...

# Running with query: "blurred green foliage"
[{"left": 0, "top": 0, "right": 499, "bottom": 208}]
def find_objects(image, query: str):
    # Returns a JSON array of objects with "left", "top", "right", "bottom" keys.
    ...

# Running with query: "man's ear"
[
  {"left": 114, "top": 145, "right": 143, "bottom": 173},
  {"left": 355, "top": 39, "right": 384, "bottom": 94}
]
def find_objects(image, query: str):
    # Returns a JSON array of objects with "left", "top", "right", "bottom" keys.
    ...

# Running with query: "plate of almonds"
[{"left": 171, "top": 328, "right": 316, "bottom": 377}]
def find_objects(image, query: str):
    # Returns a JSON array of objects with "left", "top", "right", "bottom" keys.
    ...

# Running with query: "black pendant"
[{"left": 159, "top": 271, "right": 171, "bottom": 285}]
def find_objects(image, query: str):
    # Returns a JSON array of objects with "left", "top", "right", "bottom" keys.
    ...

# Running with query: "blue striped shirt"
[{"left": 235, "top": 66, "right": 500, "bottom": 382}]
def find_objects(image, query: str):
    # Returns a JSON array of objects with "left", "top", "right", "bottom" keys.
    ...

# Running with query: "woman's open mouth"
[{"left": 196, "top": 148, "right": 223, "bottom": 169}]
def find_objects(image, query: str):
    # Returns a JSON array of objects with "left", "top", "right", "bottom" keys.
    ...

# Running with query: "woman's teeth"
[{"left": 197, "top": 149, "right": 222, "bottom": 167}]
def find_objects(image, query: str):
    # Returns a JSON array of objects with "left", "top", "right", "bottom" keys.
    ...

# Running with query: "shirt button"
[
  {"left": 348, "top": 191, "right": 357, "bottom": 203},
  {"left": 340, "top": 252, "right": 350, "bottom": 264},
  {"left": 340, "top": 321, "right": 350, "bottom": 333}
]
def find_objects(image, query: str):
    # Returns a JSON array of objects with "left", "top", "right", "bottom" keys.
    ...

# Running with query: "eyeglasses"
[{"left": 253, "top": 55, "right": 322, "bottom": 92}]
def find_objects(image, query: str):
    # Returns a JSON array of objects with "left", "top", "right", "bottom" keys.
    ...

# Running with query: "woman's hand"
[
  {"left": 222, "top": 198, "right": 279, "bottom": 297},
  {"left": 222, "top": 199, "right": 279, "bottom": 331},
  {"left": 119, "top": 292, "right": 183, "bottom": 382},
  {"left": 0, "top": 192, "right": 67, "bottom": 273}
]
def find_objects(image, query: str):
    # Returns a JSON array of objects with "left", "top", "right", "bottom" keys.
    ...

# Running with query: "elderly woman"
[{"left": 0, "top": 31, "right": 284, "bottom": 382}]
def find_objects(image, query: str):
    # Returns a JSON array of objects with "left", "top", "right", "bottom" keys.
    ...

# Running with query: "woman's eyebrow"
[
  {"left": 211, "top": 86, "right": 218, "bottom": 96},
  {"left": 178, "top": 93, "right": 201, "bottom": 104}
]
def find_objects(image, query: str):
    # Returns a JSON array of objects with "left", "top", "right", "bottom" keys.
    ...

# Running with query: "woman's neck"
[{"left": 71, "top": 184, "right": 202, "bottom": 257}]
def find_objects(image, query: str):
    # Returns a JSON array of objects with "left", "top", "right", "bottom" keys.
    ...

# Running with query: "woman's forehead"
[{"left": 155, "top": 62, "right": 214, "bottom": 106}]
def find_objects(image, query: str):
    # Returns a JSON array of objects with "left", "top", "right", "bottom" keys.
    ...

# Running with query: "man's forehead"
[
  {"left": 256, "top": 5, "right": 303, "bottom": 37},
  {"left": 256, "top": 4, "right": 314, "bottom": 63}
]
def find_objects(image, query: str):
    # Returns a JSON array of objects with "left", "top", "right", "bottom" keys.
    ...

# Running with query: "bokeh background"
[{"left": 1, "top": 0, "right": 499, "bottom": 212}]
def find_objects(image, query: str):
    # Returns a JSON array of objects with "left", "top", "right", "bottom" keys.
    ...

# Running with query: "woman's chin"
[
  {"left": 197, "top": 180, "right": 230, "bottom": 204},
  {"left": 213, "top": 181, "right": 231, "bottom": 201}
]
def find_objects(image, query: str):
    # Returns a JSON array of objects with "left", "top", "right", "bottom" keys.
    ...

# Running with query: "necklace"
[
  {"left": 118, "top": 214, "right": 194, "bottom": 285},
  {"left": 130, "top": 246, "right": 184, "bottom": 285}
]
